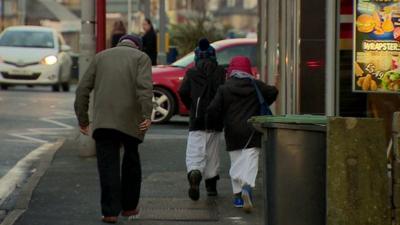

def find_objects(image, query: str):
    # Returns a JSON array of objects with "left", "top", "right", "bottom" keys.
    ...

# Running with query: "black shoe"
[
  {"left": 187, "top": 170, "right": 202, "bottom": 201},
  {"left": 205, "top": 175, "right": 219, "bottom": 196}
]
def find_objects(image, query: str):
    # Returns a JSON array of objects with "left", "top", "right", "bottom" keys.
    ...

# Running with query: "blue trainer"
[
  {"left": 233, "top": 196, "right": 244, "bottom": 208},
  {"left": 241, "top": 185, "right": 253, "bottom": 213}
]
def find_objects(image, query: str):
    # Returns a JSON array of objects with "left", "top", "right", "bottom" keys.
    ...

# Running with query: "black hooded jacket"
[
  {"left": 178, "top": 59, "right": 225, "bottom": 131},
  {"left": 206, "top": 78, "right": 278, "bottom": 151}
]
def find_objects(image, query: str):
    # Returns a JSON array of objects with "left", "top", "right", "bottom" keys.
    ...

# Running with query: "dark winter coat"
[
  {"left": 111, "top": 33, "right": 125, "bottom": 48},
  {"left": 206, "top": 78, "right": 278, "bottom": 151},
  {"left": 178, "top": 59, "right": 226, "bottom": 132},
  {"left": 142, "top": 29, "right": 158, "bottom": 65}
]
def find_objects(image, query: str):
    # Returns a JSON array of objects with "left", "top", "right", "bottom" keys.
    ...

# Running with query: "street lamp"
[
  {"left": 96, "top": 0, "right": 106, "bottom": 52},
  {"left": 1, "top": 0, "right": 5, "bottom": 30},
  {"left": 18, "top": 0, "right": 26, "bottom": 25},
  {"left": 128, "top": 0, "right": 132, "bottom": 34},
  {"left": 158, "top": 0, "right": 166, "bottom": 64},
  {"left": 141, "top": 0, "right": 150, "bottom": 18}
]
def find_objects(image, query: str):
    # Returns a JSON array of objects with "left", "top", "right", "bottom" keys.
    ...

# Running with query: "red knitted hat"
[{"left": 227, "top": 56, "right": 253, "bottom": 76}]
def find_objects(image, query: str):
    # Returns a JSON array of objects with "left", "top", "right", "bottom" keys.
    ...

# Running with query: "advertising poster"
[{"left": 354, "top": 0, "right": 400, "bottom": 93}]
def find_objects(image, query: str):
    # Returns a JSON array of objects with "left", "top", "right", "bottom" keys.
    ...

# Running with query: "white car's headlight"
[{"left": 41, "top": 55, "right": 58, "bottom": 65}]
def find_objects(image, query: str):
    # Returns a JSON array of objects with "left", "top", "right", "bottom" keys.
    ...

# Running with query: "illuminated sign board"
[{"left": 354, "top": 0, "right": 400, "bottom": 93}]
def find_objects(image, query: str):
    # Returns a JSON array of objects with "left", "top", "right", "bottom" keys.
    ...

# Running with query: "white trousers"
[
  {"left": 186, "top": 131, "right": 222, "bottom": 179},
  {"left": 229, "top": 147, "right": 260, "bottom": 194}
]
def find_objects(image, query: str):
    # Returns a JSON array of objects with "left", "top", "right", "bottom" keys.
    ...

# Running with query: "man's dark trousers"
[{"left": 93, "top": 129, "right": 142, "bottom": 217}]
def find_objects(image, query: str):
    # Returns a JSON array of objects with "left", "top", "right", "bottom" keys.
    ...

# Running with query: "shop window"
[
  {"left": 340, "top": 0, "right": 353, "bottom": 14},
  {"left": 299, "top": 0, "right": 326, "bottom": 114}
]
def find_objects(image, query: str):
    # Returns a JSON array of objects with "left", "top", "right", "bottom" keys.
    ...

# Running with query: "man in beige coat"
[{"left": 74, "top": 34, "right": 153, "bottom": 224}]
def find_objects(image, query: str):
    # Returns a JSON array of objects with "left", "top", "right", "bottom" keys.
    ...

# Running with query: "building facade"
[
  {"left": 157, "top": 0, "right": 258, "bottom": 33},
  {"left": 259, "top": 0, "right": 400, "bottom": 138}
]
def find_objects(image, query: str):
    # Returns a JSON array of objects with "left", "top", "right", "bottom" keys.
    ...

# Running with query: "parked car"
[
  {"left": 0, "top": 26, "right": 73, "bottom": 92},
  {"left": 152, "top": 38, "right": 258, "bottom": 123}
]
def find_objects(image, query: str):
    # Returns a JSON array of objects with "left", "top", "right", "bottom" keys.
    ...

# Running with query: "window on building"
[
  {"left": 243, "top": 0, "right": 257, "bottom": 9},
  {"left": 227, "top": 0, "right": 236, "bottom": 7},
  {"left": 209, "top": 0, "right": 219, "bottom": 11}
]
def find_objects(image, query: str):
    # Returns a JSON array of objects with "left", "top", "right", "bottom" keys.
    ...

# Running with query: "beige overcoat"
[{"left": 74, "top": 41, "right": 153, "bottom": 141}]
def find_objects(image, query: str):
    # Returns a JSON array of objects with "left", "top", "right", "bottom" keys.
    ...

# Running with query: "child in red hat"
[{"left": 207, "top": 56, "right": 278, "bottom": 212}]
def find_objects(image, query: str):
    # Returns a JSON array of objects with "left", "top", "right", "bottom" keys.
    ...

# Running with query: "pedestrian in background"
[
  {"left": 207, "top": 56, "right": 278, "bottom": 213},
  {"left": 74, "top": 34, "right": 153, "bottom": 223},
  {"left": 110, "top": 20, "right": 126, "bottom": 48},
  {"left": 141, "top": 18, "right": 158, "bottom": 65},
  {"left": 178, "top": 38, "right": 225, "bottom": 201}
]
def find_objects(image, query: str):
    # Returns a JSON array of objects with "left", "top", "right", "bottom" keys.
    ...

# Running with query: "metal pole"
[
  {"left": 80, "top": 0, "right": 96, "bottom": 78},
  {"left": 144, "top": 0, "right": 150, "bottom": 18},
  {"left": 325, "top": 0, "right": 337, "bottom": 116},
  {"left": 293, "top": 0, "right": 301, "bottom": 114},
  {"left": 18, "top": 0, "right": 26, "bottom": 25},
  {"left": 266, "top": 0, "right": 281, "bottom": 114},
  {"left": 280, "top": 0, "right": 287, "bottom": 115},
  {"left": 78, "top": 0, "right": 96, "bottom": 157},
  {"left": 284, "top": 0, "right": 293, "bottom": 114},
  {"left": 158, "top": 0, "right": 167, "bottom": 64},
  {"left": 96, "top": 0, "right": 106, "bottom": 52},
  {"left": 128, "top": 0, "right": 132, "bottom": 34},
  {"left": 1, "top": 0, "right": 5, "bottom": 30},
  {"left": 335, "top": 0, "right": 341, "bottom": 116},
  {"left": 258, "top": 0, "right": 267, "bottom": 83}
]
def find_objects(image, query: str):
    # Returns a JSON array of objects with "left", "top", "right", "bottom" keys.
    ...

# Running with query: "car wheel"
[
  {"left": 61, "top": 82, "right": 70, "bottom": 92},
  {"left": 0, "top": 84, "right": 8, "bottom": 90},
  {"left": 152, "top": 87, "right": 175, "bottom": 123},
  {"left": 52, "top": 84, "right": 60, "bottom": 92}
]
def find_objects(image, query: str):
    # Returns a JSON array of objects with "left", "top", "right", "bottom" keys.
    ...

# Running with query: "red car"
[{"left": 151, "top": 38, "right": 258, "bottom": 123}]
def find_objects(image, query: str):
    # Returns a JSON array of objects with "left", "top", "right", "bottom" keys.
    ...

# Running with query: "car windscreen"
[
  {"left": 171, "top": 52, "right": 194, "bottom": 68},
  {"left": 171, "top": 44, "right": 219, "bottom": 68},
  {"left": 0, "top": 30, "right": 55, "bottom": 48},
  {"left": 216, "top": 44, "right": 256, "bottom": 67}
]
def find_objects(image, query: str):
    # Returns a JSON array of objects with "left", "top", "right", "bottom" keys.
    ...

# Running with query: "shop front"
[{"left": 259, "top": 0, "right": 400, "bottom": 138}]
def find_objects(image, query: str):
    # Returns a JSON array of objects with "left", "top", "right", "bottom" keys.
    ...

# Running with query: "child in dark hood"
[
  {"left": 207, "top": 56, "right": 278, "bottom": 212},
  {"left": 178, "top": 38, "right": 225, "bottom": 201}
]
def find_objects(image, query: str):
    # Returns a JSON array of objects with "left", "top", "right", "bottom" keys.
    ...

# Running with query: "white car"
[{"left": 0, "top": 26, "right": 72, "bottom": 92}]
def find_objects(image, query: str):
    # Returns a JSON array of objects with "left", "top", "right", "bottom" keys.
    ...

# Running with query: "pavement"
[
  {"left": 0, "top": 86, "right": 75, "bottom": 180},
  {"left": 1, "top": 125, "right": 264, "bottom": 225}
]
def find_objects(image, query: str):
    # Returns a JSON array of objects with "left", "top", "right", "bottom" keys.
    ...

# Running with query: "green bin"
[{"left": 251, "top": 115, "right": 327, "bottom": 225}]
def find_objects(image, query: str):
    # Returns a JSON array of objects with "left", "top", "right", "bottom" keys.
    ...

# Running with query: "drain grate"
[{"left": 138, "top": 198, "right": 219, "bottom": 221}]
